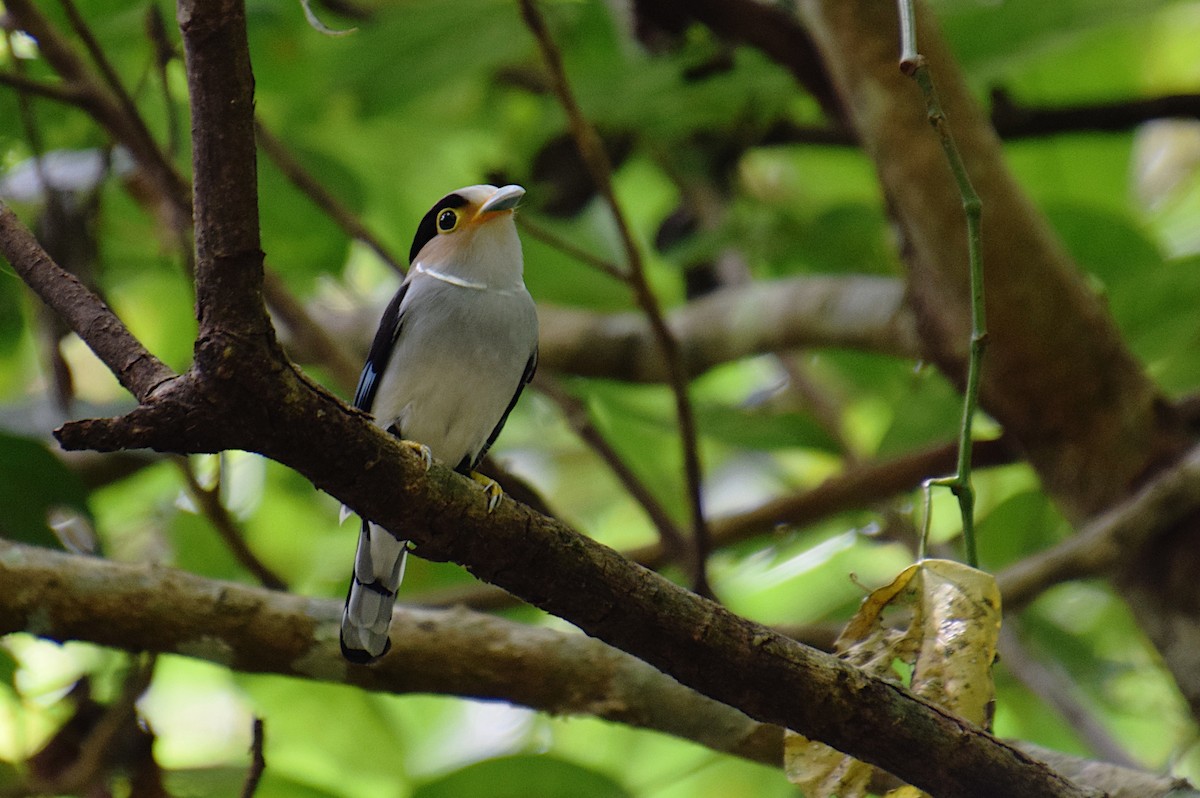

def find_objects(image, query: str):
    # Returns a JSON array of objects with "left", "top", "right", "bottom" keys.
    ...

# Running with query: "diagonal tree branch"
[
  {"left": 254, "top": 118, "right": 406, "bottom": 275},
  {"left": 998, "top": 442, "right": 1200, "bottom": 613},
  {"left": 0, "top": 203, "right": 176, "bottom": 402},
  {"left": 49, "top": 362, "right": 1094, "bottom": 797}
]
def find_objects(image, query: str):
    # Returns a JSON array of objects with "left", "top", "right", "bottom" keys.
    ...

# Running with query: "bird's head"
[{"left": 408, "top": 184, "right": 526, "bottom": 289}]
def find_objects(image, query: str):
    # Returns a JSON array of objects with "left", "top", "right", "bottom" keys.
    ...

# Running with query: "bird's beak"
[{"left": 479, "top": 184, "right": 525, "bottom": 215}]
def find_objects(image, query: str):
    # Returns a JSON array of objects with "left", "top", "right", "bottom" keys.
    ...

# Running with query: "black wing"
[
  {"left": 463, "top": 348, "right": 539, "bottom": 474},
  {"left": 354, "top": 282, "right": 410, "bottom": 413}
]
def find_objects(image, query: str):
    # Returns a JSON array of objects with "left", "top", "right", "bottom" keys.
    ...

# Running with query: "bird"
[{"left": 340, "top": 183, "right": 539, "bottom": 664}]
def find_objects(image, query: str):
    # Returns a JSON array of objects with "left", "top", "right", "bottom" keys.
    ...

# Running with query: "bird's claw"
[
  {"left": 470, "top": 472, "right": 503, "bottom": 513},
  {"left": 400, "top": 440, "right": 433, "bottom": 471}
]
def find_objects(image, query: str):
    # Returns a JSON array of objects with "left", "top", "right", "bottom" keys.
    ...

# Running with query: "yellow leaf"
[
  {"left": 783, "top": 731, "right": 874, "bottom": 797},
  {"left": 783, "top": 559, "right": 1001, "bottom": 796},
  {"left": 885, "top": 786, "right": 931, "bottom": 798}
]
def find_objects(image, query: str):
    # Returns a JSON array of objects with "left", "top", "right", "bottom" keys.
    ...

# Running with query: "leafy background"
[{"left": 2, "top": 0, "right": 1200, "bottom": 794}]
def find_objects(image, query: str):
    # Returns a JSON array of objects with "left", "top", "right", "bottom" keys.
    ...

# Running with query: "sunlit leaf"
[{"left": 785, "top": 560, "right": 1001, "bottom": 797}]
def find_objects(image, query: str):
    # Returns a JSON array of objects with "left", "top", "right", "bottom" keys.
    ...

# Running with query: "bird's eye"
[{"left": 437, "top": 209, "right": 459, "bottom": 232}]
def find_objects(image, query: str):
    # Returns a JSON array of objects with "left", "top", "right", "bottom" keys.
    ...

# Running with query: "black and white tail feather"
[
  {"left": 341, "top": 519, "right": 408, "bottom": 662},
  {"left": 338, "top": 184, "right": 537, "bottom": 664}
]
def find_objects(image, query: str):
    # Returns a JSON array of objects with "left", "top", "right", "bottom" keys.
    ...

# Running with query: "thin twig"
[
  {"left": 7, "top": 28, "right": 84, "bottom": 414},
  {"left": 0, "top": 202, "right": 177, "bottom": 401},
  {"left": 0, "top": 71, "right": 88, "bottom": 106},
  {"left": 240, "top": 717, "right": 266, "bottom": 798},
  {"left": 176, "top": 458, "right": 289, "bottom": 591},
  {"left": 536, "top": 374, "right": 690, "bottom": 558},
  {"left": 254, "top": 118, "right": 405, "bottom": 274},
  {"left": 37, "top": 655, "right": 157, "bottom": 794},
  {"left": 145, "top": 4, "right": 182, "bottom": 159},
  {"left": 58, "top": 0, "right": 145, "bottom": 129},
  {"left": 899, "top": 0, "right": 986, "bottom": 567},
  {"left": 517, "top": 216, "right": 626, "bottom": 281},
  {"left": 519, "top": 0, "right": 713, "bottom": 596}
]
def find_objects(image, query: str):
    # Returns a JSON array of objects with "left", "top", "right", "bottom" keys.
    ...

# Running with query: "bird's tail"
[{"left": 340, "top": 520, "right": 408, "bottom": 663}]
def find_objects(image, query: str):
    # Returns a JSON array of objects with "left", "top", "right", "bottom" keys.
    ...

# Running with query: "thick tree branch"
[
  {"left": 178, "top": 0, "right": 270, "bottom": 339},
  {"left": 0, "top": 540, "right": 778, "bottom": 767},
  {"left": 789, "top": 0, "right": 1200, "bottom": 718},
  {"left": 795, "top": 0, "right": 1186, "bottom": 520},
  {"left": 49, "top": 369, "right": 1092, "bottom": 797},
  {"left": 419, "top": 435, "right": 1016, "bottom": 611},
  {"left": 3, "top": 540, "right": 1187, "bottom": 797}
]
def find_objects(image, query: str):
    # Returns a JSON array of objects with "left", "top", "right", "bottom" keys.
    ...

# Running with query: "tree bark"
[{"left": 789, "top": 0, "right": 1200, "bottom": 717}]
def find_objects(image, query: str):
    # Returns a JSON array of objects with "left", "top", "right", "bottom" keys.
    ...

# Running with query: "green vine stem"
[{"left": 899, "top": 0, "right": 987, "bottom": 568}]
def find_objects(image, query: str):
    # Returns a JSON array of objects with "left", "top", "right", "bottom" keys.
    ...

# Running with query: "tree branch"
[
  {"left": 997, "top": 442, "right": 1200, "bottom": 612},
  {"left": 419, "top": 435, "right": 1015, "bottom": 611},
  {"left": 178, "top": 0, "right": 269, "bottom": 339},
  {"left": 175, "top": 457, "right": 289, "bottom": 591},
  {"left": 990, "top": 89, "right": 1200, "bottom": 139},
  {"left": 254, "top": 118, "right": 405, "bottom": 275},
  {"left": 0, "top": 202, "right": 176, "bottom": 402},
  {"left": 0, "top": 70, "right": 88, "bottom": 106},
  {"left": 3, "top": 540, "right": 1182, "bottom": 797},
  {"left": 47, "top": 369, "right": 1092, "bottom": 797},
  {"left": 539, "top": 275, "right": 920, "bottom": 380},
  {"left": 0, "top": 540, "right": 779, "bottom": 767},
  {"left": 536, "top": 375, "right": 690, "bottom": 558}
]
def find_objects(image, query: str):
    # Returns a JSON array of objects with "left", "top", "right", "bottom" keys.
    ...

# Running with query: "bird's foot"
[
  {"left": 400, "top": 440, "right": 433, "bottom": 470},
  {"left": 470, "top": 472, "right": 503, "bottom": 513}
]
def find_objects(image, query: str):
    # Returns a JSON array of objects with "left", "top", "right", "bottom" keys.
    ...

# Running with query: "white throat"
[{"left": 411, "top": 260, "right": 525, "bottom": 296}]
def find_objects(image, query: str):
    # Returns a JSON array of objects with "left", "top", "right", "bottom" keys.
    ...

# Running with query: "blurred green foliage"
[{"left": 2, "top": 0, "right": 1200, "bottom": 794}]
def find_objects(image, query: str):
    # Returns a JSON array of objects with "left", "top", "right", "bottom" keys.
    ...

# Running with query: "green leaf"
[
  {"left": 413, "top": 755, "right": 633, "bottom": 798},
  {"left": 976, "top": 489, "right": 1069, "bottom": 571},
  {"left": 168, "top": 767, "right": 347, "bottom": 798},
  {"left": 0, "top": 430, "right": 90, "bottom": 548},
  {"left": 695, "top": 402, "right": 839, "bottom": 453}
]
